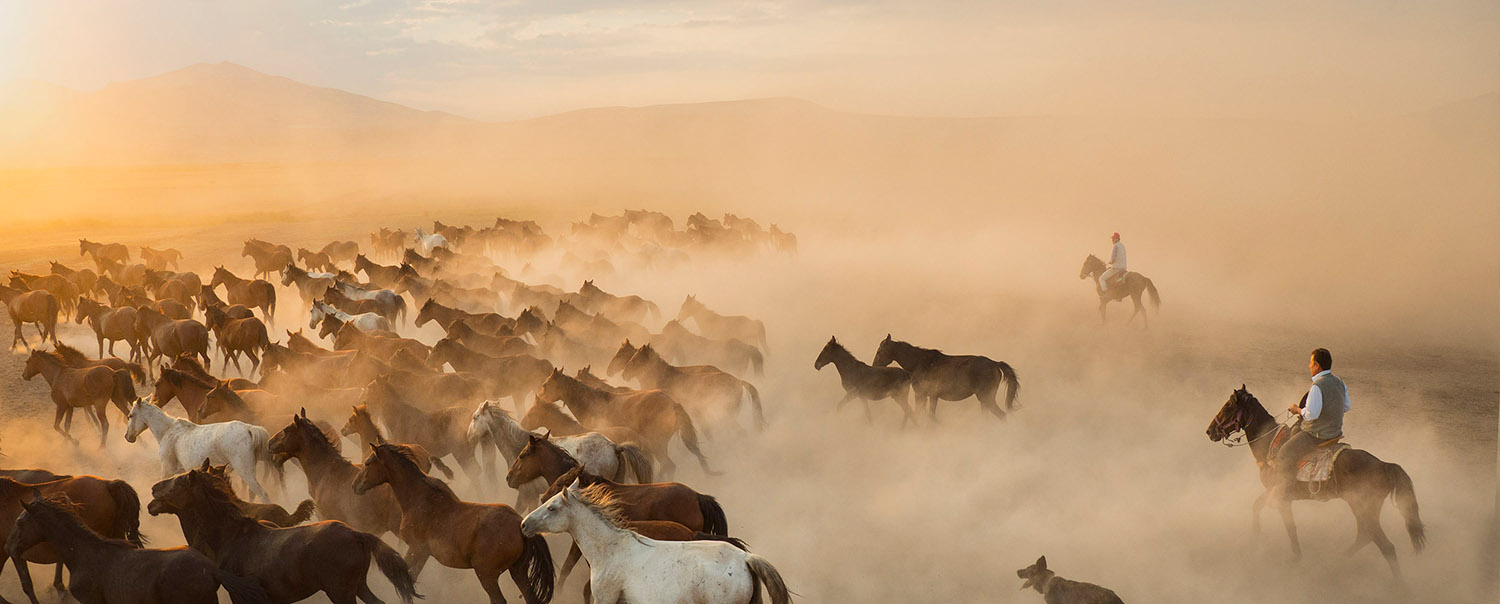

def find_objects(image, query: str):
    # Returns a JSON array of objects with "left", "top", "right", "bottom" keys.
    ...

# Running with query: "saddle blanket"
[{"left": 1296, "top": 442, "right": 1350, "bottom": 483}]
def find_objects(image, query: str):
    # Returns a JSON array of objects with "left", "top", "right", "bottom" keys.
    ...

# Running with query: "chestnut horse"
[
  {"left": 0, "top": 285, "right": 58, "bottom": 350},
  {"left": 205, "top": 306, "right": 271, "bottom": 376},
  {"left": 267, "top": 411, "right": 403, "bottom": 538},
  {"left": 1206, "top": 387, "right": 1425, "bottom": 577},
  {"left": 148, "top": 466, "right": 419, "bottom": 604},
  {"left": 535, "top": 369, "right": 713, "bottom": 477},
  {"left": 136, "top": 306, "right": 212, "bottom": 372},
  {"left": 74, "top": 298, "right": 142, "bottom": 361},
  {"left": 210, "top": 267, "right": 276, "bottom": 324},
  {"left": 0, "top": 475, "right": 144, "bottom": 604},
  {"left": 21, "top": 350, "right": 135, "bottom": 446},
  {"left": 353, "top": 443, "right": 554, "bottom": 604},
  {"left": 139, "top": 246, "right": 183, "bottom": 271}
]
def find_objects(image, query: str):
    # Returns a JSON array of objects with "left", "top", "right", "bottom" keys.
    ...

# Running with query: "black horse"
[
  {"left": 814, "top": 337, "right": 915, "bottom": 427},
  {"left": 1078, "top": 255, "right": 1160, "bottom": 327},
  {"left": 1206, "top": 386, "right": 1425, "bottom": 578},
  {"left": 872, "top": 335, "right": 1019, "bottom": 421}
]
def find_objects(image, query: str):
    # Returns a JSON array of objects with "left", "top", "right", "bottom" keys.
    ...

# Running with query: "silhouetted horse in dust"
[{"left": 872, "top": 335, "right": 1019, "bottom": 421}]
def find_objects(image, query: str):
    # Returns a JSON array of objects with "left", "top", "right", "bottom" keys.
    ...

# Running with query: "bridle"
[{"left": 1211, "top": 393, "right": 1292, "bottom": 448}]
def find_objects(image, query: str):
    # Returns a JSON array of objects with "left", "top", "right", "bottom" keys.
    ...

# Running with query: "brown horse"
[
  {"left": 48, "top": 262, "right": 98, "bottom": 300},
  {"left": 354, "top": 255, "right": 413, "bottom": 290},
  {"left": 205, "top": 306, "right": 271, "bottom": 376},
  {"left": 0, "top": 475, "right": 145, "bottom": 604},
  {"left": 873, "top": 335, "right": 1020, "bottom": 421},
  {"left": 6, "top": 494, "right": 267, "bottom": 604},
  {"left": 150, "top": 367, "right": 238, "bottom": 422},
  {"left": 573, "top": 280, "right": 659, "bottom": 325},
  {"left": 240, "top": 240, "right": 293, "bottom": 282},
  {"left": 142, "top": 270, "right": 199, "bottom": 315},
  {"left": 340, "top": 404, "right": 455, "bottom": 480},
  {"left": 676, "top": 295, "right": 767, "bottom": 354},
  {"left": 195, "top": 286, "right": 254, "bottom": 321},
  {"left": 139, "top": 246, "right": 183, "bottom": 271},
  {"left": 536, "top": 368, "right": 713, "bottom": 477},
  {"left": 815, "top": 336, "right": 915, "bottom": 428},
  {"left": 623, "top": 344, "right": 766, "bottom": 431},
  {"left": 210, "top": 267, "right": 276, "bottom": 324},
  {"left": 320, "top": 241, "right": 360, "bottom": 267},
  {"left": 426, "top": 339, "right": 551, "bottom": 407},
  {"left": 9, "top": 272, "right": 80, "bottom": 317},
  {"left": 280, "top": 264, "right": 334, "bottom": 311},
  {"left": 362, "top": 378, "right": 478, "bottom": 480},
  {"left": 196, "top": 462, "right": 316, "bottom": 528},
  {"left": 1078, "top": 254, "right": 1160, "bottom": 327},
  {"left": 79, "top": 239, "right": 129, "bottom": 274},
  {"left": 657, "top": 320, "right": 763, "bottom": 377},
  {"left": 369, "top": 230, "right": 407, "bottom": 260},
  {"left": 295, "top": 249, "right": 336, "bottom": 273},
  {"left": 149, "top": 465, "right": 418, "bottom": 604},
  {"left": 519, "top": 401, "right": 645, "bottom": 447},
  {"left": 52, "top": 344, "right": 146, "bottom": 386},
  {"left": 415, "top": 299, "right": 513, "bottom": 334},
  {"left": 553, "top": 300, "right": 647, "bottom": 346},
  {"left": 353, "top": 443, "right": 554, "bottom": 604},
  {"left": 136, "top": 306, "right": 212, "bottom": 372},
  {"left": 268, "top": 411, "right": 403, "bottom": 537},
  {"left": 0, "top": 285, "right": 58, "bottom": 350},
  {"left": 22, "top": 350, "right": 135, "bottom": 446},
  {"left": 443, "top": 321, "right": 533, "bottom": 358},
  {"left": 74, "top": 298, "right": 142, "bottom": 361},
  {"left": 323, "top": 288, "right": 401, "bottom": 325},
  {"left": 1206, "top": 387, "right": 1425, "bottom": 577},
  {"left": 331, "top": 322, "right": 428, "bottom": 360}
]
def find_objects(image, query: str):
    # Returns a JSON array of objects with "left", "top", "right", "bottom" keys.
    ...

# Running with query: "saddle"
[{"left": 1266, "top": 427, "right": 1349, "bottom": 484}]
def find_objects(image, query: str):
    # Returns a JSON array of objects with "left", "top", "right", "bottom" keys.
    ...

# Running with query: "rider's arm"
[{"left": 1303, "top": 385, "right": 1323, "bottom": 420}]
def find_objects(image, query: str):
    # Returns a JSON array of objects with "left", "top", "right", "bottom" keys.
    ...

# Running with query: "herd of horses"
[
  {"left": 0, "top": 207, "right": 1432, "bottom": 603},
  {"left": 0, "top": 210, "right": 793, "bottom": 604}
]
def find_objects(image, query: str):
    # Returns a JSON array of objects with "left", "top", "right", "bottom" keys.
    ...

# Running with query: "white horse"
[
  {"left": 122, "top": 398, "right": 274, "bottom": 502},
  {"left": 308, "top": 300, "right": 390, "bottom": 332},
  {"left": 413, "top": 227, "right": 449, "bottom": 256},
  {"left": 467, "top": 401, "right": 650, "bottom": 508},
  {"left": 522, "top": 480, "right": 792, "bottom": 604}
]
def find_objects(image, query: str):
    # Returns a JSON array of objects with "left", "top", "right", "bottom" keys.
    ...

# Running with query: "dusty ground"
[{"left": 0, "top": 209, "right": 1494, "bottom": 604}]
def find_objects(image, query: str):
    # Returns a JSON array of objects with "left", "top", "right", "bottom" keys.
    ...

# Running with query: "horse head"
[{"left": 1207, "top": 385, "right": 1256, "bottom": 442}]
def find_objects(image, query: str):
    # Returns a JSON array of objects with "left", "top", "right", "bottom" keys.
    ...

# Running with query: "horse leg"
[
  {"left": 354, "top": 583, "right": 386, "bottom": 604},
  {"left": 403, "top": 549, "right": 431, "bottom": 579},
  {"left": 861, "top": 398, "right": 874, "bottom": 424},
  {"left": 891, "top": 390, "right": 916, "bottom": 429},
  {"left": 978, "top": 389, "right": 1006, "bottom": 421},
  {"left": 52, "top": 404, "right": 75, "bottom": 443},
  {"left": 1279, "top": 504, "right": 1302, "bottom": 561},
  {"left": 50, "top": 564, "right": 63, "bottom": 593},
  {"left": 834, "top": 391, "right": 856, "bottom": 413},
  {"left": 1251, "top": 490, "right": 1268, "bottom": 534},
  {"left": 558, "top": 544, "right": 583, "bottom": 586},
  {"left": 480, "top": 568, "right": 508, "bottom": 604},
  {"left": 94, "top": 403, "right": 109, "bottom": 448}
]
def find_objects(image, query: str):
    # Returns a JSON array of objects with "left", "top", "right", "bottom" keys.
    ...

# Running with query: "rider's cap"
[{"left": 1111, "top": 232, "right": 1120, "bottom": 239}]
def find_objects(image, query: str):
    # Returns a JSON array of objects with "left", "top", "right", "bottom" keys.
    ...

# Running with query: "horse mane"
[
  {"left": 374, "top": 443, "right": 458, "bottom": 500},
  {"left": 25, "top": 496, "right": 138, "bottom": 550},
  {"left": 569, "top": 482, "right": 633, "bottom": 533},
  {"left": 173, "top": 355, "right": 214, "bottom": 381},
  {"left": 161, "top": 367, "right": 219, "bottom": 391},
  {"left": 293, "top": 415, "right": 343, "bottom": 457},
  {"left": 349, "top": 405, "right": 384, "bottom": 440},
  {"left": 52, "top": 343, "right": 92, "bottom": 365}
]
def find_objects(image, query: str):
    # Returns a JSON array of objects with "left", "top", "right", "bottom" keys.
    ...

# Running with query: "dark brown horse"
[
  {"left": 443, "top": 321, "right": 533, "bottom": 357},
  {"left": 0, "top": 475, "right": 144, "bottom": 604},
  {"left": 872, "top": 335, "right": 1019, "bottom": 421},
  {"left": 623, "top": 344, "right": 765, "bottom": 431},
  {"left": 1079, "top": 254, "right": 1161, "bottom": 327},
  {"left": 74, "top": 298, "right": 142, "bottom": 362},
  {"left": 536, "top": 369, "right": 713, "bottom": 477},
  {"left": 6, "top": 494, "right": 267, "bottom": 604},
  {"left": 148, "top": 465, "right": 418, "bottom": 604},
  {"left": 361, "top": 378, "right": 478, "bottom": 480},
  {"left": 1206, "top": 387, "right": 1425, "bottom": 577},
  {"left": 210, "top": 267, "right": 276, "bottom": 324},
  {"left": 267, "top": 411, "right": 403, "bottom": 538},
  {"left": 0, "top": 285, "right": 58, "bottom": 350},
  {"left": 815, "top": 337, "right": 915, "bottom": 427},
  {"left": 353, "top": 443, "right": 554, "bottom": 604},
  {"left": 340, "top": 404, "right": 455, "bottom": 480},
  {"left": 426, "top": 339, "right": 551, "bottom": 406},
  {"left": 22, "top": 350, "right": 135, "bottom": 446},
  {"left": 205, "top": 306, "right": 271, "bottom": 376}
]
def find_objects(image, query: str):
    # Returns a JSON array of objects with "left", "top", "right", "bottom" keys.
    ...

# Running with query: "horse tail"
[
  {"left": 360, "top": 531, "right": 423, "bottom": 604},
  {"left": 110, "top": 369, "right": 137, "bottom": 410},
  {"left": 748, "top": 347, "right": 764, "bottom": 378},
  {"left": 429, "top": 456, "right": 455, "bottom": 480},
  {"left": 124, "top": 361, "right": 147, "bottom": 385},
  {"left": 512, "top": 533, "right": 555, "bottom": 604},
  {"left": 285, "top": 499, "right": 317, "bottom": 525},
  {"left": 394, "top": 294, "right": 408, "bottom": 324},
  {"left": 743, "top": 381, "right": 767, "bottom": 431},
  {"left": 673, "top": 403, "right": 718, "bottom": 475},
  {"left": 697, "top": 494, "right": 729, "bottom": 536},
  {"left": 694, "top": 532, "right": 750, "bottom": 551},
  {"left": 266, "top": 286, "right": 276, "bottom": 320},
  {"left": 214, "top": 568, "right": 272, "bottom": 604},
  {"left": 249, "top": 425, "right": 284, "bottom": 485},
  {"left": 104, "top": 479, "right": 146, "bottom": 547},
  {"left": 616, "top": 443, "right": 654, "bottom": 484},
  {"left": 1144, "top": 277, "right": 1161, "bottom": 311},
  {"left": 1386, "top": 462, "right": 1426, "bottom": 553},
  {"left": 256, "top": 323, "right": 271, "bottom": 354},
  {"left": 745, "top": 554, "right": 792, "bottom": 604},
  {"left": 995, "top": 361, "right": 1020, "bottom": 410}
]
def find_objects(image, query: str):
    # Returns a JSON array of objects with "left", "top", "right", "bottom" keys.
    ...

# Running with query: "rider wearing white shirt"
[
  {"left": 1273, "top": 348, "right": 1350, "bottom": 499},
  {"left": 1099, "top": 233, "right": 1126, "bottom": 292}
]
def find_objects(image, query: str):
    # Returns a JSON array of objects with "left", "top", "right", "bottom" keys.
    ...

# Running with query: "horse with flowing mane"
[
  {"left": 1078, "top": 254, "right": 1160, "bottom": 327},
  {"left": 1206, "top": 386, "right": 1425, "bottom": 577}
]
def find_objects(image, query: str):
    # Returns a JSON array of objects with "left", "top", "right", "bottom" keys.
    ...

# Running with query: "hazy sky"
[{"left": 1, "top": 0, "right": 1496, "bottom": 121}]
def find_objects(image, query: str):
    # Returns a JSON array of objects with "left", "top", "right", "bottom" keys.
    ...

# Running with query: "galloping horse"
[
  {"left": 22, "top": 350, "right": 135, "bottom": 446},
  {"left": 536, "top": 368, "right": 714, "bottom": 477},
  {"left": 123, "top": 399, "right": 276, "bottom": 502},
  {"left": 873, "top": 335, "right": 1019, "bottom": 421},
  {"left": 310, "top": 300, "right": 389, "bottom": 334},
  {"left": 79, "top": 239, "right": 130, "bottom": 273},
  {"left": 204, "top": 306, "right": 270, "bottom": 376},
  {"left": 268, "top": 411, "right": 403, "bottom": 537},
  {"left": 522, "top": 480, "right": 787, "bottom": 604},
  {"left": 136, "top": 306, "right": 212, "bottom": 372},
  {"left": 1078, "top": 254, "right": 1160, "bottom": 327},
  {"left": 195, "top": 462, "right": 316, "bottom": 528},
  {"left": 239, "top": 240, "right": 292, "bottom": 281},
  {"left": 281, "top": 264, "right": 335, "bottom": 311},
  {"left": 139, "top": 246, "right": 183, "bottom": 271},
  {"left": 7, "top": 494, "right": 267, "bottom": 604},
  {"left": 73, "top": 298, "right": 142, "bottom": 361},
  {"left": 353, "top": 443, "right": 554, "bottom": 604},
  {"left": 340, "top": 404, "right": 455, "bottom": 480},
  {"left": 815, "top": 337, "right": 915, "bottom": 427},
  {"left": 622, "top": 344, "right": 766, "bottom": 431},
  {"left": 210, "top": 267, "right": 276, "bottom": 324},
  {"left": 677, "top": 295, "right": 767, "bottom": 354},
  {"left": 0, "top": 475, "right": 145, "bottom": 602},
  {"left": 1, "top": 285, "right": 59, "bottom": 350},
  {"left": 1206, "top": 387, "right": 1425, "bottom": 577}
]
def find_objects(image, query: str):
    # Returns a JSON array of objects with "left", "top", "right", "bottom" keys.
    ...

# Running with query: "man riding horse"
[
  {"left": 1271, "top": 347, "right": 1351, "bottom": 502},
  {"left": 1099, "top": 232, "right": 1126, "bottom": 292}
]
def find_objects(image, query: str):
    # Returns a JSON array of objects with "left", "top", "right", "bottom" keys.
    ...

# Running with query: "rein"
[{"left": 1217, "top": 407, "right": 1295, "bottom": 448}]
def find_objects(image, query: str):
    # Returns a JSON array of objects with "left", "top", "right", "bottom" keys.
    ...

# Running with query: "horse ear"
[
  {"left": 1240, "top": 383, "right": 1246, "bottom": 392},
  {"left": 200, "top": 458, "right": 213, "bottom": 471},
  {"left": 299, "top": 407, "right": 308, "bottom": 418},
  {"left": 884, "top": 333, "right": 892, "bottom": 341},
  {"left": 1036, "top": 556, "right": 1046, "bottom": 570}
]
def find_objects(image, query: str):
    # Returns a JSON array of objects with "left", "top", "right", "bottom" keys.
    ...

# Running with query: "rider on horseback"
[
  {"left": 1272, "top": 348, "right": 1351, "bottom": 500},
  {"left": 1099, "top": 233, "right": 1126, "bottom": 292}
]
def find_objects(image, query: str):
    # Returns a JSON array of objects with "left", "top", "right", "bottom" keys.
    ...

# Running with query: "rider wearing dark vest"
[{"left": 1274, "top": 348, "right": 1350, "bottom": 495}]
